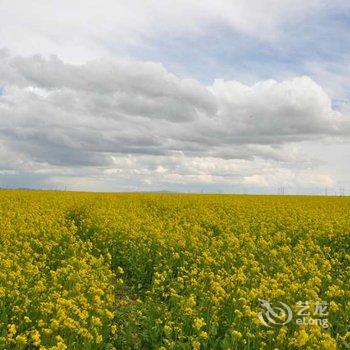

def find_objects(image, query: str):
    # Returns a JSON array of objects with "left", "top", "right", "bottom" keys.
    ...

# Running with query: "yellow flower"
[
  {"left": 31, "top": 330, "right": 41, "bottom": 346},
  {"left": 191, "top": 339, "right": 201, "bottom": 350},
  {"left": 111, "top": 325, "right": 118, "bottom": 335},
  {"left": 105, "top": 310, "right": 114, "bottom": 319},
  {"left": 231, "top": 330, "right": 242, "bottom": 338},
  {"left": 7, "top": 324, "right": 17, "bottom": 336},
  {"left": 24, "top": 316, "right": 32, "bottom": 323},
  {"left": 57, "top": 341, "right": 67, "bottom": 350},
  {"left": 51, "top": 319, "right": 60, "bottom": 329},
  {"left": 15, "top": 334, "right": 27, "bottom": 345},
  {"left": 276, "top": 326, "right": 288, "bottom": 343},
  {"left": 164, "top": 324, "right": 172, "bottom": 334},
  {"left": 290, "top": 329, "right": 309, "bottom": 347},
  {"left": 96, "top": 335, "right": 103, "bottom": 344},
  {"left": 200, "top": 331, "right": 208, "bottom": 340},
  {"left": 320, "top": 338, "right": 337, "bottom": 350},
  {"left": 43, "top": 328, "right": 52, "bottom": 336},
  {"left": 193, "top": 318, "right": 205, "bottom": 330},
  {"left": 91, "top": 316, "right": 102, "bottom": 327}
]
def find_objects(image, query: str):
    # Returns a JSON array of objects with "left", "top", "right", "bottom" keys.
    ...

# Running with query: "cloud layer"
[{"left": 0, "top": 52, "right": 348, "bottom": 190}]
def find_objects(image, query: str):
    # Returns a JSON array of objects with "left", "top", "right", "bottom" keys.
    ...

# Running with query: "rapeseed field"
[{"left": 0, "top": 190, "right": 349, "bottom": 349}]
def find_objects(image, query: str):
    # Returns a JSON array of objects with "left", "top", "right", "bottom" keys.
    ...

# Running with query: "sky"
[{"left": 0, "top": 0, "right": 349, "bottom": 194}]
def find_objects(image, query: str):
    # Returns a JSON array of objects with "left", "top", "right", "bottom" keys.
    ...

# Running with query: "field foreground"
[{"left": 0, "top": 191, "right": 349, "bottom": 349}]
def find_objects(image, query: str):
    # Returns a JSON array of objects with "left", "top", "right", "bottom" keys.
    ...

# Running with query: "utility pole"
[{"left": 277, "top": 186, "right": 285, "bottom": 195}]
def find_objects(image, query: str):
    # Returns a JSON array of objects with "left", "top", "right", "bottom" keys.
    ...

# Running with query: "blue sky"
[
  {"left": 0, "top": 0, "right": 349, "bottom": 193},
  {"left": 127, "top": 10, "right": 350, "bottom": 97}
]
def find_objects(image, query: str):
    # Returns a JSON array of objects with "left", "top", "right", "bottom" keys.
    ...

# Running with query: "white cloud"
[
  {"left": 0, "top": 0, "right": 347, "bottom": 62},
  {"left": 210, "top": 76, "right": 347, "bottom": 142},
  {"left": 0, "top": 53, "right": 348, "bottom": 162},
  {"left": 41, "top": 153, "right": 336, "bottom": 192},
  {"left": 0, "top": 52, "right": 348, "bottom": 191}
]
